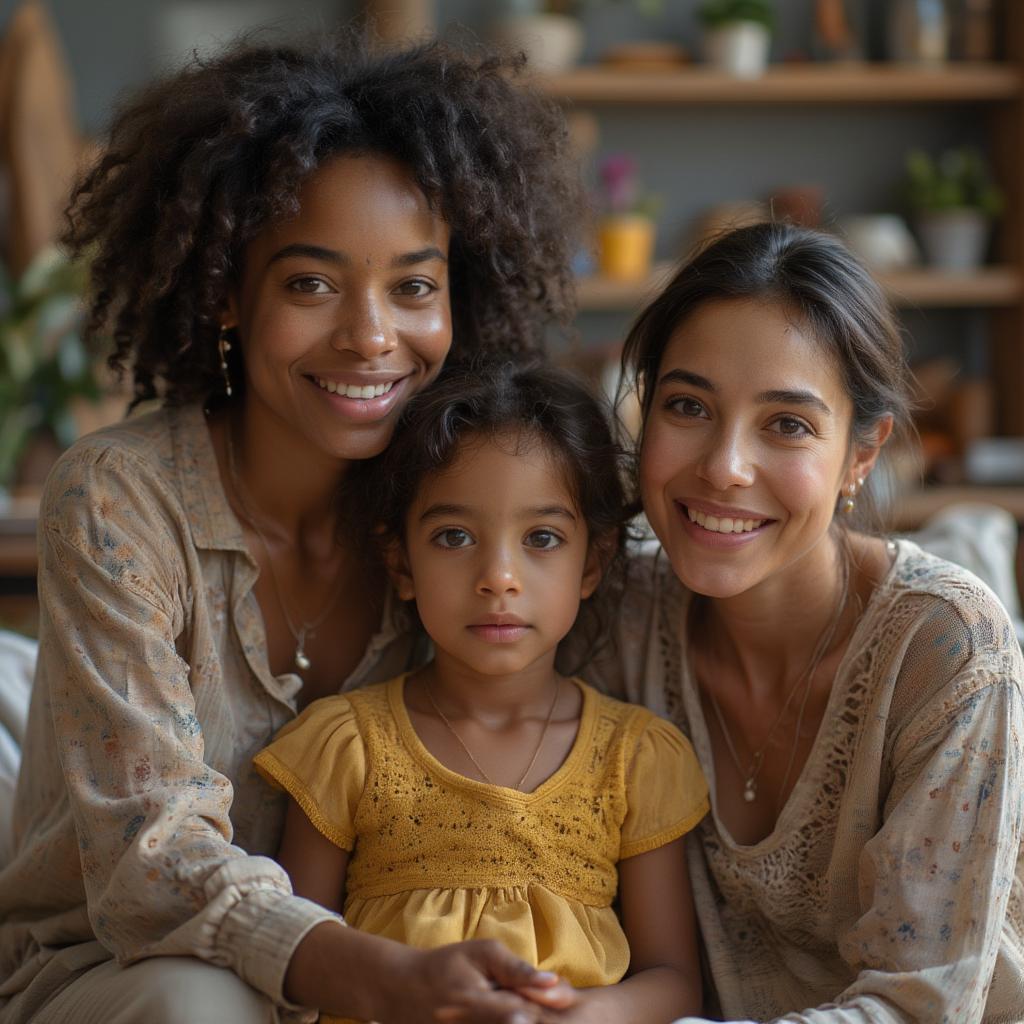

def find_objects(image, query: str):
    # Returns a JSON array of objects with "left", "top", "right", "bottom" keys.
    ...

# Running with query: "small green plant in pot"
[
  {"left": 904, "top": 147, "right": 1004, "bottom": 270},
  {"left": 698, "top": 0, "right": 774, "bottom": 78},
  {"left": 0, "top": 247, "right": 103, "bottom": 494}
]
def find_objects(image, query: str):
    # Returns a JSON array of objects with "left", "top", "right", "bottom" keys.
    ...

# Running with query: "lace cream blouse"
[{"left": 584, "top": 540, "right": 1024, "bottom": 1023}]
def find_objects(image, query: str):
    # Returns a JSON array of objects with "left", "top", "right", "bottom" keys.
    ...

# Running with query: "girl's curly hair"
[{"left": 63, "top": 34, "right": 585, "bottom": 406}]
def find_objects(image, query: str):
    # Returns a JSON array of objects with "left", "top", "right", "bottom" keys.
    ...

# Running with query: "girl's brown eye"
[{"left": 525, "top": 530, "right": 561, "bottom": 550}]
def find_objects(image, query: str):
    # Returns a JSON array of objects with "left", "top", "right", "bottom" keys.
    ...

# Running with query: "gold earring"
[
  {"left": 218, "top": 326, "right": 233, "bottom": 397},
  {"left": 841, "top": 481, "right": 857, "bottom": 515}
]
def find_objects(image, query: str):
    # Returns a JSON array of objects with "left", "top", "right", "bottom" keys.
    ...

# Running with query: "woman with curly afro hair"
[{"left": 0, "top": 34, "right": 584, "bottom": 1024}]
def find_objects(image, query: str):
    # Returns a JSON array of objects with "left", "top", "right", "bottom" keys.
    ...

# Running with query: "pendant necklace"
[
  {"left": 225, "top": 427, "right": 343, "bottom": 672},
  {"left": 422, "top": 678, "right": 561, "bottom": 792},
  {"left": 705, "top": 558, "right": 850, "bottom": 804}
]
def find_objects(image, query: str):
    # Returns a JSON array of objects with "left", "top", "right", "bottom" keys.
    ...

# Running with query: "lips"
[{"left": 467, "top": 615, "right": 530, "bottom": 644}]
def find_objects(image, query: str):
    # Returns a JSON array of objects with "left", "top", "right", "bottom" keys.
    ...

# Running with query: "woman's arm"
[{"left": 553, "top": 837, "right": 702, "bottom": 1023}]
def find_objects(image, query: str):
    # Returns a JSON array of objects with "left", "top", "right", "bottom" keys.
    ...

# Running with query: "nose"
[
  {"left": 330, "top": 288, "right": 398, "bottom": 358},
  {"left": 696, "top": 422, "right": 756, "bottom": 491},
  {"left": 475, "top": 542, "right": 521, "bottom": 597}
]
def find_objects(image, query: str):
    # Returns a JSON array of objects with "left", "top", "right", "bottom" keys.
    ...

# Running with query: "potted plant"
[
  {"left": 698, "top": 0, "right": 774, "bottom": 78},
  {"left": 596, "top": 154, "right": 661, "bottom": 281},
  {"left": 490, "top": 1, "right": 586, "bottom": 73},
  {"left": 0, "top": 247, "right": 106, "bottom": 494},
  {"left": 904, "top": 147, "right": 1004, "bottom": 270}
]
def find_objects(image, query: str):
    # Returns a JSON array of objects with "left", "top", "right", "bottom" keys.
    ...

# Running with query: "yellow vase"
[{"left": 598, "top": 215, "right": 656, "bottom": 281}]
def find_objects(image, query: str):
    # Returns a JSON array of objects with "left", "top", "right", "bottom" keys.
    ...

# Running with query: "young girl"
[{"left": 255, "top": 361, "right": 709, "bottom": 1023}]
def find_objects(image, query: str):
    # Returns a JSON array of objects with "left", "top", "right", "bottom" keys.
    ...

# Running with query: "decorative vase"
[
  {"left": 598, "top": 215, "right": 656, "bottom": 281},
  {"left": 887, "top": 0, "right": 950, "bottom": 64},
  {"left": 703, "top": 22, "right": 771, "bottom": 79},
  {"left": 915, "top": 209, "right": 990, "bottom": 270},
  {"left": 490, "top": 13, "right": 584, "bottom": 73}
]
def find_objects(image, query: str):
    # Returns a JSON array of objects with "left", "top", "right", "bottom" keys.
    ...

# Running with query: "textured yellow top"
[{"left": 255, "top": 675, "right": 708, "bottom": 991}]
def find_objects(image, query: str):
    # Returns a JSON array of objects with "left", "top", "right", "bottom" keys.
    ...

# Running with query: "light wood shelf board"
[
  {"left": 892, "top": 485, "right": 1024, "bottom": 530},
  {"left": 539, "top": 63, "right": 1023, "bottom": 105},
  {"left": 576, "top": 265, "right": 1022, "bottom": 312}
]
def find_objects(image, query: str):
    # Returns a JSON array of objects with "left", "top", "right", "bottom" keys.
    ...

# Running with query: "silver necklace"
[
  {"left": 705, "top": 559, "right": 850, "bottom": 804},
  {"left": 422, "top": 678, "right": 561, "bottom": 792},
  {"left": 225, "top": 427, "right": 343, "bottom": 672}
]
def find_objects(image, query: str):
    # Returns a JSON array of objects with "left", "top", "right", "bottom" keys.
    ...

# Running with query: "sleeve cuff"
[{"left": 209, "top": 857, "right": 345, "bottom": 1011}]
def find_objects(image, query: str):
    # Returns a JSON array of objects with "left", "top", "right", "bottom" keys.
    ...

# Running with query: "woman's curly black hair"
[{"left": 63, "top": 33, "right": 585, "bottom": 406}]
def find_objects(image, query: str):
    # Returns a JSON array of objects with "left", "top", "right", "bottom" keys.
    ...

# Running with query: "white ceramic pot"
[
  {"left": 490, "top": 14, "right": 584, "bottom": 74},
  {"left": 915, "top": 209, "right": 990, "bottom": 270},
  {"left": 703, "top": 21, "right": 771, "bottom": 79},
  {"left": 839, "top": 214, "right": 920, "bottom": 271}
]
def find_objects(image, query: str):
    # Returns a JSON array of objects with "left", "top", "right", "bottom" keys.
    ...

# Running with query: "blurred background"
[{"left": 2, "top": 0, "right": 1024, "bottom": 632}]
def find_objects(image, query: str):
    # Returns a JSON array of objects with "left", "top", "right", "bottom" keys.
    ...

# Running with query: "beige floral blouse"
[
  {"left": 0, "top": 405, "right": 424, "bottom": 1023},
  {"left": 584, "top": 541, "right": 1024, "bottom": 1023}
]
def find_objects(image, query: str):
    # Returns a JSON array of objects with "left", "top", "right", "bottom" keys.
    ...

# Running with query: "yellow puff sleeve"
[
  {"left": 253, "top": 695, "right": 366, "bottom": 851},
  {"left": 619, "top": 715, "right": 709, "bottom": 860}
]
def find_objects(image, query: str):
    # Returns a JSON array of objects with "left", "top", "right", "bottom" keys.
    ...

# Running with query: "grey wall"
[{"left": 3, "top": 1, "right": 994, "bottom": 363}]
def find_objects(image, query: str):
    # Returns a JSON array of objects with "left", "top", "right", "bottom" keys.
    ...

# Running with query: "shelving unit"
[{"left": 540, "top": 14, "right": 1024, "bottom": 529}]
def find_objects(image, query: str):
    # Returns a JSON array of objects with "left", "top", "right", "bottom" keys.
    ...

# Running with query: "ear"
[
  {"left": 222, "top": 293, "right": 240, "bottom": 332},
  {"left": 845, "top": 413, "right": 895, "bottom": 490},
  {"left": 580, "top": 529, "right": 617, "bottom": 600},
  {"left": 384, "top": 538, "right": 416, "bottom": 602}
]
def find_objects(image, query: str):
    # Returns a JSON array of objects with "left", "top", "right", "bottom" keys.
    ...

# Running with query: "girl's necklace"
[
  {"left": 422, "top": 678, "right": 561, "bottom": 792},
  {"left": 225, "top": 427, "right": 343, "bottom": 673},
  {"left": 705, "top": 558, "right": 850, "bottom": 805}
]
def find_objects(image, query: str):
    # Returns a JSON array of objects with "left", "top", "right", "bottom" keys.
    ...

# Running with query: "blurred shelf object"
[
  {"left": 538, "top": 63, "right": 1022, "bottom": 105},
  {"left": 576, "top": 265, "right": 1022, "bottom": 312},
  {"left": 0, "top": 497, "right": 39, "bottom": 578},
  {"left": 891, "top": 484, "right": 1024, "bottom": 530}
]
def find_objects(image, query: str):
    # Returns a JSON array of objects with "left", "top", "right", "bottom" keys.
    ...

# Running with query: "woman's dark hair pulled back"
[
  {"left": 621, "top": 222, "right": 914, "bottom": 531},
  {"left": 64, "top": 33, "right": 585, "bottom": 406}
]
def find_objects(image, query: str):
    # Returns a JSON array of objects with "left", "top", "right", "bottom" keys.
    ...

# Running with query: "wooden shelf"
[
  {"left": 891, "top": 485, "right": 1024, "bottom": 530},
  {"left": 539, "top": 63, "right": 1023, "bottom": 105},
  {"left": 576, "top": 265, "right": 1022, "bottom": 312}
]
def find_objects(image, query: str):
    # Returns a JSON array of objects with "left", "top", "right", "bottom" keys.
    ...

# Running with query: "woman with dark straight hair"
[{"left": 589, "top": 222, "right": 1023, "bottom": 1022}]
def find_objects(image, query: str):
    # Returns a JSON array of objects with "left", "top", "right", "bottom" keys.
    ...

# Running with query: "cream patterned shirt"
[
  {"left": 0, "top": 405, "right": 423, "bottom": 1022},
  {"left": 585, "top": 541, "right": 1024, "bottom": 1023}
]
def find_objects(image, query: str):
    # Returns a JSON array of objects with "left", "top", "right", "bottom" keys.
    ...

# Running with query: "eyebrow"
[
  {"left": 267, "top": 243, "right": 447, "bottom": 268},
  {"left": 657, "top": 369, "right": 832, "bottom": 416},
  {"left": 419, "top": 503, "right": 577, "bottom": 522}
]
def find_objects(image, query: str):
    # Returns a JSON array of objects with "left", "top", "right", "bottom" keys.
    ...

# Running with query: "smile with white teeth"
[
  {"left": 313, "top": 377, "right": 395, "bottom": 399},
  {"left": 686, "top": 506, "right": 766, "bottom": 534}
]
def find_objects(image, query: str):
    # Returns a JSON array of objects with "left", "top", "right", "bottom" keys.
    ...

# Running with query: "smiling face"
[
  {"left": 393, "top": 432, "right": 601, "bottom": 682},
  {"left": 640, "top": 296, "right": 878, "bottom": 601},
  {"left": 228, "top": 153, "right": 452, "bottom": 461}
]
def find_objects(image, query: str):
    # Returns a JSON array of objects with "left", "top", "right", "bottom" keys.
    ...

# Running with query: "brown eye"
[
  {"left": 524, "top": 530, "right": 562, "bottom": 550},
  {"left": 433, "top": 528, "right": 471, "bottom": 549}
]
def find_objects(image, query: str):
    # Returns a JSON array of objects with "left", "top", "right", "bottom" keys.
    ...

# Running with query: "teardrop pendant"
[
  {"left": 743, "top": 778, "right": 757, "bottom": 803},
  {"left": 294, "top": 629, "right": 311, "bottom": 671}
]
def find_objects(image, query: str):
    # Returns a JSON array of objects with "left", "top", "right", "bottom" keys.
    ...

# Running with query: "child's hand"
[{"left": 391, "top": 939, "right": 572, "bottom": 1023}]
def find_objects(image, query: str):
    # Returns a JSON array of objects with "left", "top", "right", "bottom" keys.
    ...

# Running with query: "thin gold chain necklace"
[
  {"left": 225, "top": 426, "right": 343, "bottom": 673},
  {"left": 422, "top": 678, "right": 561, "bottom": 792},
  {"left": 705, "top": 559, "right": 849, "bottom": 804}
]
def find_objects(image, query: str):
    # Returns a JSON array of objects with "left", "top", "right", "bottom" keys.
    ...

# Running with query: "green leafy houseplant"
[
  {"left": 0, "top": 247, "right": 101, "bottom": 491},
  {"left": 904, "top": 147, "right": 1004, "bottom": 216},
  {"left": 697, "top": 0, "right": 774, "bottom": 30}
]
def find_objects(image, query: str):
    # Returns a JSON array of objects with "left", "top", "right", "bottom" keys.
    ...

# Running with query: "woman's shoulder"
[
  {"left": 866, "top": 539, "right": 1023, "bottom": 740},
  {"left": 39, "top": 404, "right": 220, "bottom": 538}
]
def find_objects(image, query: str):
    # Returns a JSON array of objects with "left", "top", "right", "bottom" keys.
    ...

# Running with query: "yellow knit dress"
[{"left": 254, "top": 676, "right": 708, "bottom": 1022}]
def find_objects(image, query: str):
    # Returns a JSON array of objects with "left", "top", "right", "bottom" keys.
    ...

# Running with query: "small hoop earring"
[{"left": 218, "top": 325, "right": 233, "bottom": 397}]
